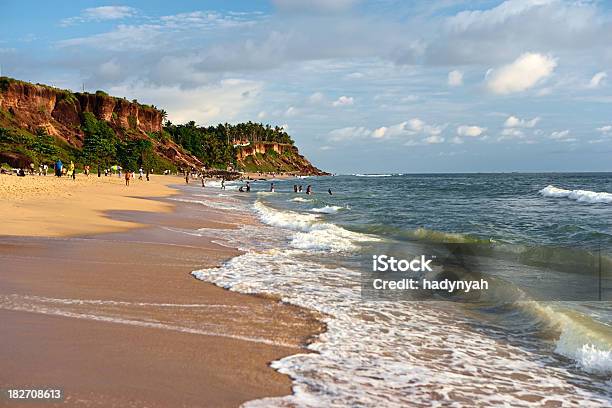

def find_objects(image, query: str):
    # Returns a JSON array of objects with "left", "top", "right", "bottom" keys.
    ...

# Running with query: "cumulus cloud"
[
  {"left": 332, "top": 95, "right": 354, "bottom": 107},
  {"left": 596, "top": 125, "right": 612, "bottom": 134},
  {"left": 486, "top": 53, "right": 557, "bottom": 94},
  {"left": 108, "top": 79, "right": 263, "bottom": 124},
  {"left": 504, "top": 115, "right": 540, "bottom": 128},
  {"left": 588, "top": 71, "right": 607, "bottom": 88},
  {"left": 61, "top": 6, "right": 137, "bottom": 26},
  {"left": 457, "top": 125, "right": 486, "bottom": 137},
  {"left": 328, "top": 126, "right": 372, "bottom": 142},
  {"left": 285, "top": 106, "right": 298, "bottom": 116},
  {"left": 448, "top": 70, "right": 463, "bottom": 86}
]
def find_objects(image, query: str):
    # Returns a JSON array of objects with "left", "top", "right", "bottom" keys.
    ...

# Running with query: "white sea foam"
[
  {"left": 190, "top": 199, "right": 612, "bottom": 407},
  {"left": 253, "top": 201, "right": 374, "bottom": 252},
  {"left": 526, "top": 302, "right": 612, "bottom": 375},
  {"left": 539, "top": 185, "right": 612, "bottom": 204},
  {"left": 290, "top": 197, "right": 312, "bottom": 203},
  {"left": 311, "top": 205, "right": 344, "bottom": 214}
]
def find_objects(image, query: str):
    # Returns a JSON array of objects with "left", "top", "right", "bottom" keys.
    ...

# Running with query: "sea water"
[{"left": 192, "top": 173, "right": 612, "bottom": 407}]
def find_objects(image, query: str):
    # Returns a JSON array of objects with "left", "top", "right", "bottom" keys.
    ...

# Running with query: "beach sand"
[{"left": 0, "top": 174, "right": 322, "bottom": 407}]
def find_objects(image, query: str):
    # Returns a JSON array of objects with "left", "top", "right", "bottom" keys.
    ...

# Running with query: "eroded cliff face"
[
  {"left": 0, "top": 79, "right": 162, "bottom": 145},
  {"left": 236, "top": 142, "right": 327, "bottom": 175},
  {"left": 0, "top": 78, "right": 202, "bottom": 168}
]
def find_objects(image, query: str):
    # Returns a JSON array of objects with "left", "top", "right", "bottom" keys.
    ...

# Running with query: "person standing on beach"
[
  {"left": 185, "top": 172, "right": 189, "bottom": 184},
  {"left": 54, "top": 159, "right": 63, "bottom": 177},
  {"left": 221, "top": 178, "right": 225, "bottom": 190},
  {"left": 43, "top": 164, "right": 48, "bottom": 176},
  {"left": 139, "top": 168, "right": 144, "bottom": 180},
  {"left": 125, "top": 171, "right": 131, "bottom": 186},
  {"left": 201, "top": 176, "right": 206, "bottom": 187},
  {"left": 146, "top": 169, "right": 150, "bottom": 181}
]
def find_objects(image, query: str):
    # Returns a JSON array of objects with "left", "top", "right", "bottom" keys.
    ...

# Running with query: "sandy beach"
[{"left": 0, "top": 174, "right": 322, "bottom": 407}]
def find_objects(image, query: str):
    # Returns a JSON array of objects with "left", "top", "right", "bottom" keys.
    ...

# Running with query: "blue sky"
[{"left": 2, "top": 0, "right": 612, "bottom": 173}]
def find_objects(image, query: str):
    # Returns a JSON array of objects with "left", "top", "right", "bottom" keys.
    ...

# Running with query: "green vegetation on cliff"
[
  {"left": 0, "top": 77, "right": 323, "bottom": 174},
  {"left": 164, "top": 121, "right": 295, "bottom": 170}
]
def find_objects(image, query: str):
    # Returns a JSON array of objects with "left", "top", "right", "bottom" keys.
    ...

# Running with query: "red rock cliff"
[{"left": 0, "top": 79, "right": 162, "bottom": 146}]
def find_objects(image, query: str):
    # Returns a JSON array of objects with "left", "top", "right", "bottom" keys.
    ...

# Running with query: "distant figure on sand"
[
  {"left": 139, "top": 168, "right": 144, "bottom": 180},
  {"left": 54, "top": 160, "right": 63, "bottom": 177},
  {"left": 125, "top": 171, "right": 131, "bottom": 186},
  {"left": 306, "top": 185, "right": 312, "bottom": 195},
  {"left": 185, "top": 172, "right": 189, "bottom": 184},
  {"left": 328, "top": 188, "right": 332, "bottom": 195},
  {"left": 221, "top": 178, "right": 226, "bottom": 190},
  {"left": 270, "top": 182, "right": 275, "bottom": 192},
  {"left": 201, "top": 176, "right": 205, "bottom": 187}
]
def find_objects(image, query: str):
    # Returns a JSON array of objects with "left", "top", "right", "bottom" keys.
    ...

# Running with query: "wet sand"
[{"left": 0, "top": 180, "right": 322, "bottom": 407}]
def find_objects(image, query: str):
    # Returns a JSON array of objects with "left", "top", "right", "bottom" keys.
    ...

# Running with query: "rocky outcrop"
[{"left": 236, "top": 142, "right": 327, "bottom": 175}]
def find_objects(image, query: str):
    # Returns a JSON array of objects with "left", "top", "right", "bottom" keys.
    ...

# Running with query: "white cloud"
[
  {"left": 448, "top": 70, "right": 463, "bottom": 86},
  {"left": 596, "top": 125, "right": 612, "bottom": 134},
  {"left": 448, "top": 0, "right": 554, "bottom": 31},
  {"left": 451, "top": 136, "right": 464, "bottom": 144},
  {"left": 549, "top": 129, "right": 576, "bottom": 142},
  {"left": 285, "top": 106, "right": 298, "bottom": 116},
  {"left": 328, "top": 126, "right": 372, "bottom": 142},
  {"left": 408, "top": 118, "right": 424, "bottom": 132},
  {"left": 457, "top": 125, "right": 486, "bottom": 137},
  {"left": 332, "top": 95, "right": 354, "bottom": 107},
  {"left": 504, "top": 115, "right": 540, "bottom": 128},
  {"left": 588, "top": 71, "right": 607, "bottom": 88},
  {"left": 308, "top": 92, "right": 325, "bottom": 103},
  {"left": 498, "top": 128, "right": 525, "bottom": 140},
  {"left": 425, "top": 135, "right": 445, "bottom": 144},
  {"left": 108, "top": 79, "right": 263, "bottom": 124},
  {"left": 61, "top": 6, "right": 137, "bottom": 26},
  {"left": 257, "top": 111, "right": 267, "bottom": 119},
  {"left": 372, "top": 127, "right": 388, "bottom": 139},
  {"left": 486, "top": 53, "right": 557, "bottom": 94}
]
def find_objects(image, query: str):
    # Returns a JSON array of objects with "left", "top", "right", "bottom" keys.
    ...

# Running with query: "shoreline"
[{"left": 0, "top": 175, "right": 323, "bottom": 407}]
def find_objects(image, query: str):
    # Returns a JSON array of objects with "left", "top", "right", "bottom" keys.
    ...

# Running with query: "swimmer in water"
[{"left": 270, "top": 182, "right": 275, "bottom": 192}]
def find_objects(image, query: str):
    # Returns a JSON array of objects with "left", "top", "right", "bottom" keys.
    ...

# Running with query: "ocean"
[{"left": 190, "top": 173, "right": 612, "bottom": 407}]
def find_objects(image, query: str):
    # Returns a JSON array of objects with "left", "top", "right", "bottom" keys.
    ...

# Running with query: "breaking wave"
[{"left": 539, "top": 185, "right": 612, "bottom": 204}]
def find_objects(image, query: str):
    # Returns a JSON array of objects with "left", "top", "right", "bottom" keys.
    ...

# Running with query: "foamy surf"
[
  {"left": 191, "top": 194, "right": 612, "bottom": 407},
  {"left": 311, "top": 205, "right": 345, "bottom": 214},
  {"left": 539, "top": 185, "right": 612, "bottom": 204}
]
